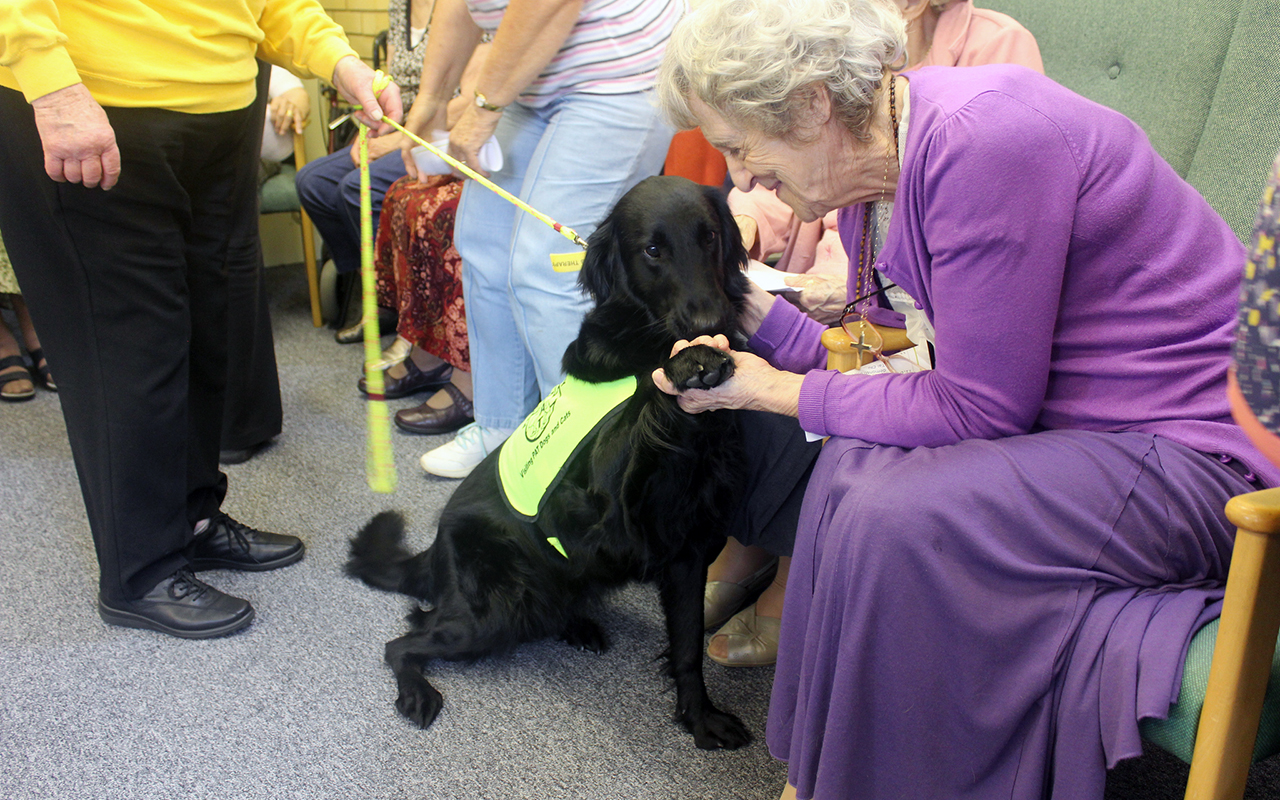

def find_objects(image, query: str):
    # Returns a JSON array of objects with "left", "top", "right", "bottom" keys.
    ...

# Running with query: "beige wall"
[{"left": 322, "top": 0, "right": 390, "bottom": 66}]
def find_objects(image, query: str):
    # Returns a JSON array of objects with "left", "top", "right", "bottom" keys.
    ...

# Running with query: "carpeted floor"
[{"left": 2, "top": 267, "right": 1279, "bottom": 800}]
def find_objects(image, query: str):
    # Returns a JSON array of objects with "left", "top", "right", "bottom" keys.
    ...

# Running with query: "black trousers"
[
  {"left": 0, "top": 86, "right": 261, "bottom": 602},
  {"left": 222, "top": 62, "right": 283, "bottom": 453},
  {"left": 728, "top": 410, "right": 823, "bottom": 557}
]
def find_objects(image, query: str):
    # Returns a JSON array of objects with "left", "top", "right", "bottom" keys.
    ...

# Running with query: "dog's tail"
[{"left": 345, "top": 510, "right": 423, "bottom": 595}]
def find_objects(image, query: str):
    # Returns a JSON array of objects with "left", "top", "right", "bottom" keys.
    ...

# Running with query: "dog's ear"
[
  {"left": 705, "top": 186, "right": 752, "bottom": 302},
  {"left": 578, "top": 212, "right": 622, "bottom": 304}
]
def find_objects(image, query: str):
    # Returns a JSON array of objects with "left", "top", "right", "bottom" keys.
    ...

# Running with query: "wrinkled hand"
[
  {"left": 31, "top": 84, "right": 121, "bottom": 190},
  {"left": 651, "top": 334, "right": 802, "bottom": 417},
  {"left": 782, "top": 272, "right": 848, "bottom": 325},
  {"left": 268, "top": 92, "right": 308, "bottom": 136},
  {"left": 446, "top": 103, "right": 502, "bottom": 179},
  {"left": 331, "top": 55, "right": 403, "bottom": 135}
]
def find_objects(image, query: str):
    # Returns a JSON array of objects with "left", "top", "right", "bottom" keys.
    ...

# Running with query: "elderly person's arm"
[
  {"left": 4, "top": 1, "right": 119, "bottom": 188},
  {"left": 447, "top": 0, "right": 583, "bottom": 172},
  {"left": 400, "top": 0, "right": 485, "bottom": 178},
  {"left": 258, "top": 1, "right": 400, "bottom": 132},
  {"left": 659, "top": 95, "right": 1079, "bottom": 449},
  {"left": 401, "top": 0, "right": 581, "bottom": 178}
]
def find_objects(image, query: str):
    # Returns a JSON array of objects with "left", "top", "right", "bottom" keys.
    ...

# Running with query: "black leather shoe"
[
  {"left": 335, "top": 307, "right": 397, "bottom": 344},
  {"left": 98, "top": 569, "right": 254, "bottom": 639},
  {"left": 358, "top": 359, "right": 453, "bottom": 400},
  {"left": 219, "top": 440, "right": 270, "bottom": 465},
  {"left": 395, "top": 383, "right": 475, "bottom": 435},
  {"left": 187, "top": 513, "right": 305, "bottom": 572}
]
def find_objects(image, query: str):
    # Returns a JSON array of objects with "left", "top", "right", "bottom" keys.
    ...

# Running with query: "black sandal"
[
  {"left": 0, "top": 354, "right": 35, "bottom": 401},
  {"left": 27, "top": 348, "right": 55, "bottom": 391}
]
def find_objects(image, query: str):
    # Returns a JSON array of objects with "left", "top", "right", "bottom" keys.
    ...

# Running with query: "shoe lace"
[
  {"left": 219, "top": 515, "right": 253, "bottom": 555},
  {"left": 453, "top": 422, "right": 488, "bottom": 453},
  {"left": 168, "top": 569, "right": 209, "bottom": 601}
]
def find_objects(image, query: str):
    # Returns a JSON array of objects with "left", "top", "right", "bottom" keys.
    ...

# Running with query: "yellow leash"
[
  {"left": 357, "top": 72, "right": 398, "bottom": 494},
  {"left": 352, "top": 70, "right": 591, "bottom": 493},
  {"left": 337, "top": 73, "right": 589, "bottom": 250},
  {"left": 382, "top": 117, "right": 588, "bottom": 250}
]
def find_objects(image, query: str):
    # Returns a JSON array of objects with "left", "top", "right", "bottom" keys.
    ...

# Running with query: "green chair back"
[{"left": 981, "top": 0, "right": 1280, "bottom": 242}]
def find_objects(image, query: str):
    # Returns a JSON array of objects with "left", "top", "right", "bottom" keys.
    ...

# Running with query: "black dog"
[{"left": 346, "top": 175, "right": 752, "bottom": 750}]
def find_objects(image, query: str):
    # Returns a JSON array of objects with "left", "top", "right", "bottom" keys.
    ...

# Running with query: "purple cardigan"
[{"left": 749, "top": 65, "right": 1280, "bottom": 487}]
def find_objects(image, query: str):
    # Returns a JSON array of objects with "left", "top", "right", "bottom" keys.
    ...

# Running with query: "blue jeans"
[
  {"left": 454, "top": 91, "right": 673, "bottom": 430},
  {"left": 295, "top": 147, "right": 406, "bottom": 274}
]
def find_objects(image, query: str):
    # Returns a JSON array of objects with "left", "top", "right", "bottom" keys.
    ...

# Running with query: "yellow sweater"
[{"left": 0, "top": 0, "right": 358, "bottom": 113}]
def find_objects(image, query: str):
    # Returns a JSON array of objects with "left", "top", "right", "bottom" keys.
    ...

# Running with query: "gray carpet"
[{"left": 2, "top": 267, "right": 1279, "bottom": 800}]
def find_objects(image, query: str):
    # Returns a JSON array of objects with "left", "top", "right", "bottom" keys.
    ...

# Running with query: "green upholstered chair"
[{"left": 259, "top": 131, "right": 323, "bottom": 326}]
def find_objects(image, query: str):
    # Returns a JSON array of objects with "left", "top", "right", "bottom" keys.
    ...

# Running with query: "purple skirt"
[{"left": 768, "top": 429, "right": 1253, "bottom": 800}]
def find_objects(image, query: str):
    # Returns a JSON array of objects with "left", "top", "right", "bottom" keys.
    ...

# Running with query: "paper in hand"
[{"left": 745, "top": 260, "right": 800, "bottom": 293}]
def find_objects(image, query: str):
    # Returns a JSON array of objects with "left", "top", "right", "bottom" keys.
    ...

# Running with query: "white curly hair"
[{"left": 656, "top": 0, "right": 907, "bottom": 142}]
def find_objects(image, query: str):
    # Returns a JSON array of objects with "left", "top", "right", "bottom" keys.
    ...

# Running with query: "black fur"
[{"left": 346, "top": 176, "right": 753, "bottom": 749}]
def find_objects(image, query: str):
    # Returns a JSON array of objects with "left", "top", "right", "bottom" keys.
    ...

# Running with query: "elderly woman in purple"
[{"left": 653, "top": 0, "right": 1278, "bottom": 798}]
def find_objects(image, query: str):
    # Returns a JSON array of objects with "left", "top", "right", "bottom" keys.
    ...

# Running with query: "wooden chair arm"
[
  {"left": 289, "top": 127, "right": 322, "bottom": 327},
  {"left": 1186, "top": 485, "right": 1280, "bottom": 800},
  {"left": 1225, "top": 486, "right": 1280, "bottom": 536},
  {"left": 292, "top": 130, "right": 310, "bottom": 170},
  {"left": 821, "top": 324, "right": 916, "bottom": 372}
]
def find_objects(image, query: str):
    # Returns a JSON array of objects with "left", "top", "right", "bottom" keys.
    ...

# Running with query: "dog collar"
[{"left": 498, "top": 375, "right": 638, "bottom": 534}]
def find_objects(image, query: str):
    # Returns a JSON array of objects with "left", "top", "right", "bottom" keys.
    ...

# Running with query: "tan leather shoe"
[
  {"left": 703, "top": 557, "right": 778, "bottom": 629},
  {"left": 707, "top": 603, "right": 780, "bottom": 668}
]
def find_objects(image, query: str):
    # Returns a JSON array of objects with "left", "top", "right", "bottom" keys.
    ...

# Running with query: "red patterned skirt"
[{"left": 374, "top": 174, "right": 468, "bottom": 370}]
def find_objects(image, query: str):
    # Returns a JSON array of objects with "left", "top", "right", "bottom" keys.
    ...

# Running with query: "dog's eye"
[{"left": 644, "top": 245, "right": 660, "bottom": 258}]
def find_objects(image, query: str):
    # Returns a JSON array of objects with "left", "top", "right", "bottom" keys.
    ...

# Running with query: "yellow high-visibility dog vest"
[{"left": 497, "top": 375, "right": 638, "bottom": 548}]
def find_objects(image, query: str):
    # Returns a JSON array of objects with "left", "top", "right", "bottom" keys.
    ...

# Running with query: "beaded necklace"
[{"left": 852, "top": 76, "right": 900, "bottom": 318}]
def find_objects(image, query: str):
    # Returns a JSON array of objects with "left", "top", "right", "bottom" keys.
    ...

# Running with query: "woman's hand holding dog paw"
[
  {"left": 652, "top": 335, "right": 803, "bottom": 418},
  {"left": 664, "top": 338, "right": 736, "bottom": 390}
]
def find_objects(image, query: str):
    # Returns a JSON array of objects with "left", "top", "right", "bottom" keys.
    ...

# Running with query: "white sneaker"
[{"left": 419, "top": 422, "right": 514, "bottom": 479}]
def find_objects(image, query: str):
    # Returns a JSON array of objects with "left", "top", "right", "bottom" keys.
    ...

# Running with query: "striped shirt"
[{"left": 466, "top": 0, "right": 682, "bottom": 107}]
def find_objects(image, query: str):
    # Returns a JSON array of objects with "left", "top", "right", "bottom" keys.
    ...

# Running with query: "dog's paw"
[
  {"left": 687, "top": 708, "right": 752, "bottom": 751},
  {"left": 664, "top": 344, "right": 735, "bottom": 391},
  {"left": 560, "top": 616, "right": 609, "bottom": 654},
  {"left": 395, "top": 674, "right": 444, "bottom": 729}
]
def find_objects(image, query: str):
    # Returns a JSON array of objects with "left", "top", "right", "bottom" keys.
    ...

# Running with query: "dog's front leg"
[
  {"left": 384, "top": 631, "right": 446, "bottom": 729},
  {"left": 657, "top": 556, "right": 752, "bottom": 750}
]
